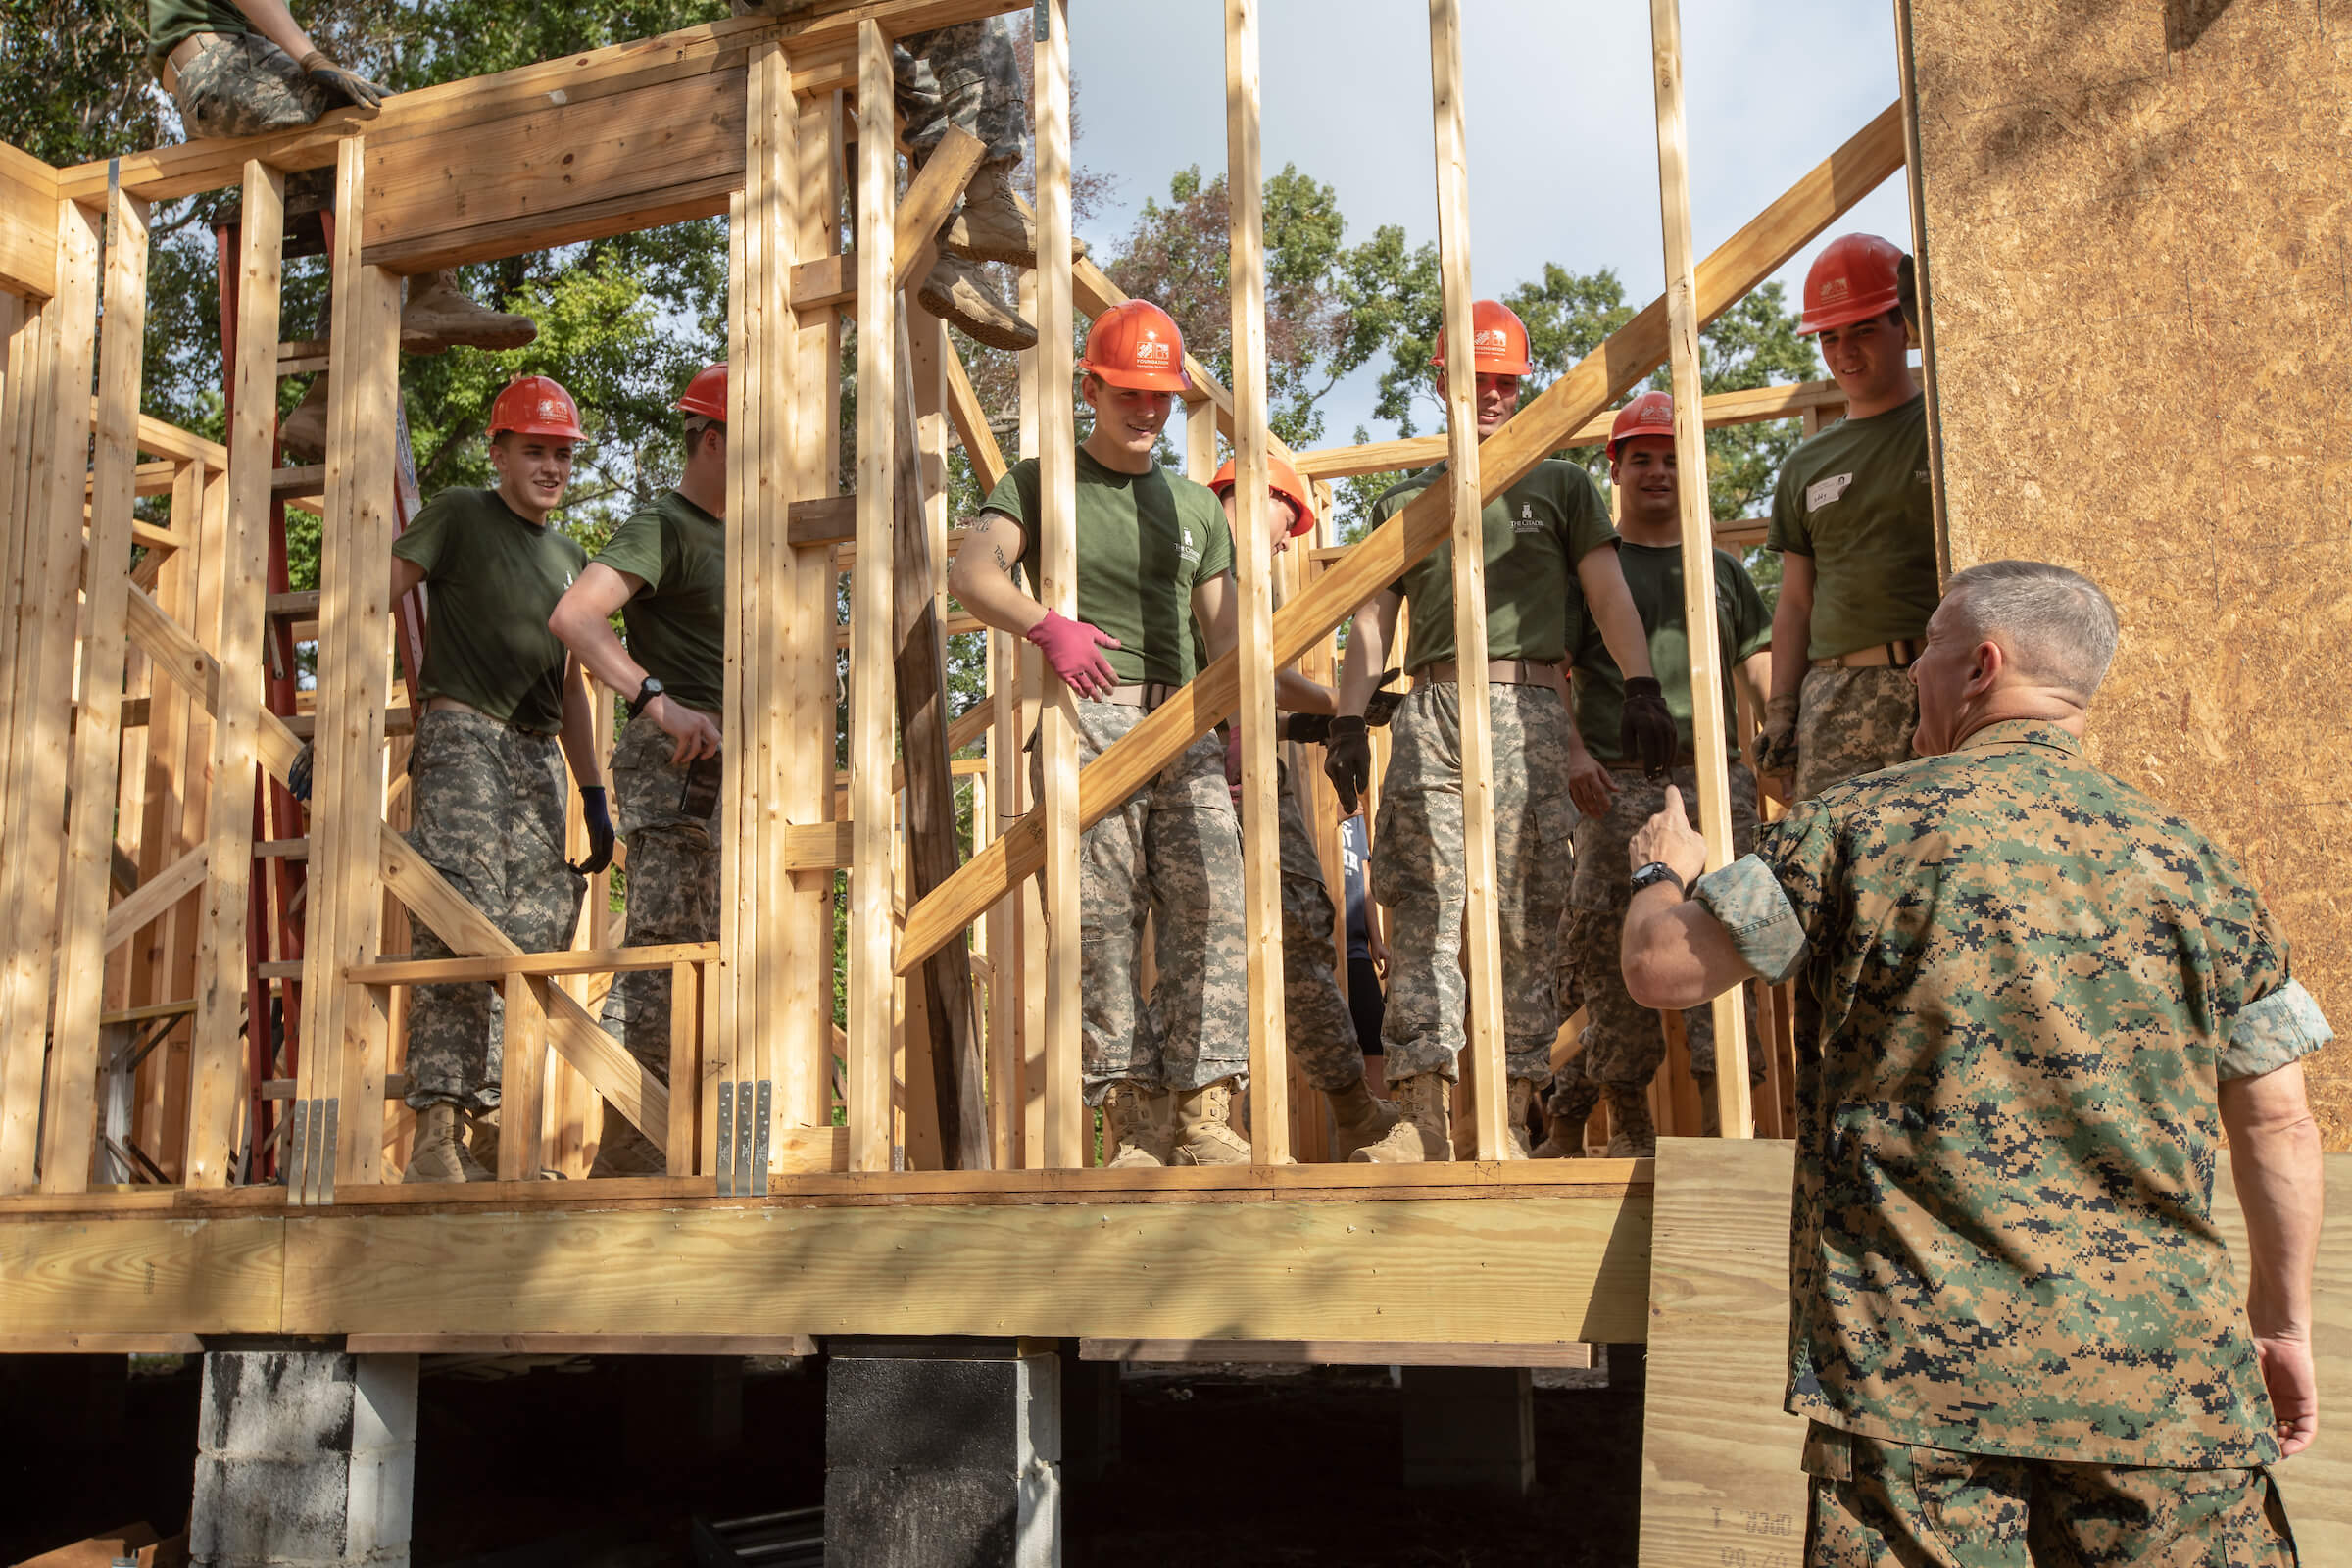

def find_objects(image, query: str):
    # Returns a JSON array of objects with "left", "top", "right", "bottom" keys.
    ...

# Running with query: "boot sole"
[
  {"left": 916, "top": 293, "right": 1039, "bottom": 353},
  {"left": 400, "top": 326, "right": 539, "bottom": 356},
  {"left": 942, "top": 236, "right": 1040, "bottom": 269}
]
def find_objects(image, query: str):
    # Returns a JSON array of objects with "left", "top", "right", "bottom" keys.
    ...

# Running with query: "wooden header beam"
[{"left": 0, "top": 142, "right": 58, "bottom": 301}]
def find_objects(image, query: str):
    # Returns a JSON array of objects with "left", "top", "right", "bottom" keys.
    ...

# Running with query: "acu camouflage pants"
[
  {"left": 1795, "top": 664, "right": 1918, "bottom": 802},
  {"left": 1801, "top": 1422, "right": 2298, "bottom": 1567},
  {"left": 170, "top": 33, "right": 330, "bottom": 140},
  {"left": 1036, "top": 699, "right": 1249, "bottom": 1102},
  {"left": 1258, "top": 760, "right": 1368, "bottom": 1096},
  {"left": 898, "top": 21, "right": 1026, "bottom": 165},
  {"left": 1370, "top": 681, "right": 1577, "bottom": 1085},
  {"left": 1546, "top": 762, "right": 1762, "bottom": 1128},
  {"left": 402, "top": 710, "right": 585, "bottom": 1111},
  {"left": 593, "top": 709, "right": 721, "bottom": 1176}
]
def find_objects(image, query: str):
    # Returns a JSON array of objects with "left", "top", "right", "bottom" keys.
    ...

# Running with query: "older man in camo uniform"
[{"left": 1622, "top": 561, "right": 2328, "bottom": 1565}]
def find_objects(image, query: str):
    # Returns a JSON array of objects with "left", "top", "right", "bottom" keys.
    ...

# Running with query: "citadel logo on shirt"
[
  {"left": 1178, "top": 524, "right": 1200, "bottom": 564},
  {"left": 1805, "top": 472, "right": 1854, "bottom": 513},
  {"left": 1512, "top": 501, "right": 1544, "bottom": 534}
]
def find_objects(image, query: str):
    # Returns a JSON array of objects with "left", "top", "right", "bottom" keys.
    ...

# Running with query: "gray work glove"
[{"left": 299, "top": 50, "right": 387, "bottom": 112}]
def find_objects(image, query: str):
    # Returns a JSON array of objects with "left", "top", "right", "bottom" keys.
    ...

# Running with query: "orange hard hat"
[
  {"left": 1431, "top": 299, "right": 1533, "bottom": 377},
  {"left": 488, "top": 374, "right": 587, "bottom": 442},
  {"left": 1798, "top": 233, "right": 1907, "bottom": 336},
  {"left": 1208, "top": 453, "right": 1317, "bottom": 537},
  {"left": 1081, "top": 300, "right": 1193, "bottom": 393},
  {"left": 1606, "top": 389, "right": 1677, "bottom": 461},
  {"left": 674, "top": 363, "right": 727, "bottom": 422}
]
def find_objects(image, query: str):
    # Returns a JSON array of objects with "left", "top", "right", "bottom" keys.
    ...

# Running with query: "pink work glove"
[{"left": 1027, "top": 609, "right": 1121, "bottom": 699}]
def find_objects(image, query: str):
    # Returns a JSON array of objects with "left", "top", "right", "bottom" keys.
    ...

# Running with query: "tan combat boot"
[
  {"left": 940, "top": 159, "right": 1089, "bottom": 269},
  {"left": 404, "top": 1101, "right": 488, "bottom": 1184},
  {"left": 1533, "top": 1077, "right": 1598, "bottom": 1159},
  {"left": 1604, "top": 1084, "right": 1656, "bottom": 1158},
  {"left": 400, "top": 270, "right": 538, "bottom": 356},
  {"left": 916, "top": 254, "right": 1039, "bottom": 351},
  {"left": 1504, "top": 1078, "right": 1542, "bottom": 1160},
  {"left": 1172, "top": 1078, "right": 1253, "bottom": 1165},
  {"left": 1348, "top": 1073, "right": 1452, "bottom": 1164},
  {"left": 1102, "top": 1082, "right": 1175, "bottom": 1168},
  {"left": 278, "top": 374, "right": 329, "bottom": 460},
  {"left": 1326, "top": 1077, "right": 1399, "bottom": 1162}
]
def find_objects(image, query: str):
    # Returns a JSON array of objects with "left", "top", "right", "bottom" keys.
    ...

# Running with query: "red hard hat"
[
  {"left": 1208, "top": 453, "right": 1317, "bottom": 537},
  {"left": 1798, "top": 233, "right": 1907, "bottom": 336},
  {"left": 674, "top": 363, "right": 727, "bottom": 422},
  {"left": 488, "top": 374, "right": 587, "bottom": 442},
  {"left": 1606, "top": 389, "right": 1677, "bottom": 461},
  {"left": 1431, "top": 299, "right": 1533, "bottom": 376},
  {"left": 1081, "top": 300, "right": 1192, "bottom": 393}
]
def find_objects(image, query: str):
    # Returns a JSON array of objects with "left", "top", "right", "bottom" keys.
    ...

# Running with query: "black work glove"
[
  {"left": 572, "top": 786, "right": 615, "bottom": 875},
  {"left": 1282, "top": 711, "right": 1335, "bottom": 745},
  {"left": 1323, "top": 715, "right": 1372, "bottom": 813},
  {"left": 298, "top": 50, "right": 388, "bottom": 112},
  {"left": 1363, "top": 667, "right": 1407, "bottom": 728},
  {"left": 1619, "top": 676, "right": 1680, "bottom": 779},
  {"left": 287, "top": 740, "right": 313, "bottom": 804}
]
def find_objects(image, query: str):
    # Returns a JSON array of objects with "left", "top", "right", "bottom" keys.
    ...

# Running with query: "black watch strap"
[
  {"left": 631, "top": 675, "right": 663, "bottom": 714},
  {"left": 1630, "top": 860, "right": 1687, "bottom": 897}
]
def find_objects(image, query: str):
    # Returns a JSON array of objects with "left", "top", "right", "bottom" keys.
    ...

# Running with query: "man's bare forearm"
[{"left": 2222, "top": 1065, "right": 2326, "bottom": 1340}]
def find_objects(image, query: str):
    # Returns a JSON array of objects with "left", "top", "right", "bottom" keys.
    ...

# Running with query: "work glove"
[
  {"left": 1750, "top": 693, "right": 1800, "bottom": 778},
  {"left": 1026, "top": 609, "right": 1121, "bottom": 700},
  {"left": 1620, "top": 676, "right": 1680, "bottom": 778},
  {"left": 1363, "top": 667, "right": 1407, "bottom": 728},
  {"left": 1323, "top": 715, "right": 1372, "bottom": 813},
  {"left": 286, "top": 741, "right": 314, "bottom": 804},
  {"left": 571, "top": 786, "right": 615, "bottom": 875},
  {"left": 298, "top": 51, "right": 388, "bottom": 112}
]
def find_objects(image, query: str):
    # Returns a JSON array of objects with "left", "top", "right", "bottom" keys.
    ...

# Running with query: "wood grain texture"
[
  {"left": 0, "top": 141, "right": 55, "bottom": 300},
  {"left": 1638, "top": 1140, "right": 2352, "bottom": 1567},
  {"left": 1907, "top": 0, "right": 2352, "bottom": 1149},
  {"left": 0, "top": 1215, "right": 283, "bottom": 1335}
]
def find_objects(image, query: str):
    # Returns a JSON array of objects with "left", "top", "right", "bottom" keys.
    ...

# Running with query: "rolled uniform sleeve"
[
  {"left": 1692, "top": 799, "right": 1841, "bottom": 986},
  {"left": 2220, "top": 980, "right": 2333, "bottom": 1080}
]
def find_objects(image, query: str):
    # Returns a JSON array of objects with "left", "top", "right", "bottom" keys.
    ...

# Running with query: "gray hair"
[{"left": 1944, "top": 560, "right": 2120, "bottom": 702}]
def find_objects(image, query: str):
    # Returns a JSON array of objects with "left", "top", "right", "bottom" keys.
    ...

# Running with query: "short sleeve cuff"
[
  {"left": 1692, "top": 854, "right": 1809, "bottom": 986},
  {"left": 2219, "top": 980, "right": 2333, "bottom": 1081}
]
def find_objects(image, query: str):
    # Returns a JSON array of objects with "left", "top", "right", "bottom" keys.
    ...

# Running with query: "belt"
[
  {"left": 161, "top": 30, "right": 228, "bottom": 92},
  {"left": 1813, "top": 639, "right": 1920, "bottom": 670},
  {"left": 1100, "top": 681, "right": 1179, "bottom": 710},
  {"left": 1417, "top": 659, "right": 1558, "bottom": 687}
]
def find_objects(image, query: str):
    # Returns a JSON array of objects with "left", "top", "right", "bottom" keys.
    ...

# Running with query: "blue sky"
[{"left": 1062, "top": 0, "right": 1912, "bottom": 454}]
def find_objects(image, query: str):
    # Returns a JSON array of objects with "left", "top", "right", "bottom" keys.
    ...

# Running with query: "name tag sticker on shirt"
[{"left": 1806, "top": 473, "right": 1855, "bottom": 513}]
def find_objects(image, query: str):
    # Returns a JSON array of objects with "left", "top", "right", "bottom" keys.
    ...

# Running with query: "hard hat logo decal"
[
  {"left": 1132, "top": 335, "right": 1173, "bottom": 368},
  {"left": 1819, "top": 277, "right": 1850, "bottom": 303},
  {"left": 1476, "top": 328, "right": 1507, "bottom": 349}
]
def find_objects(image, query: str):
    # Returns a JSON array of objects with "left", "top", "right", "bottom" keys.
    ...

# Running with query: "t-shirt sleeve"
[
  {"left": 593, "top": 509, "right": 667, "bottom": 590},
  {"left": 979, "top": 459, "right": 1039, "bottom": 530},
  {"left": 1723, "top": 551, "right": 1773, "bottom": 661},
  {"left": 1692, "top": 799, "right": 1840, "bottom": 985},
  {"left": 390, "top": 492, "right": 458, "bottom": 575},
  {"left": 1766, "top": 463, "right": 1811, "bottom": 556},
  {"left": 1558, "top": 466, "right": 1620, "bottom": 565},
  {"left": 2218, "top": 898, "right": 2335, "bottom": 1080}
]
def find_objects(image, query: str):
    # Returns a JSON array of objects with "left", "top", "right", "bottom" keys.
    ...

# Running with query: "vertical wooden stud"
[
  {"left": 497, "top": 970, "right": 548, "bottom": 1183},
  {"left": 1648, "top": 0, "right": 1752, "bottom": 1138},
  {"left": 849, "top": 19, "right": 900, "bottom": 1172},
  {"left": 715, "top": 186, "right": 748, "bottom": 1179},
  {"left": 184, "top": 160, "right": 284, "bottom": 1188},
  {"left": 0, "top": 198, "right": 100, "bottom": 1192},
  {"left": 667, "top": 959, "right": 701, "bottom": 1176},
  {"left": 1224, "top": 0, "right": 1289, "bottom": 1166},
  {"left": 41, "top": 182, "right": 149, "bottom": 1191},
  {"left": 1013, "top": 264, "right": 1048, "bottom": 1169},
  {"left": 1425, "top": 0, "right": 1508, "bottom": 1161}
]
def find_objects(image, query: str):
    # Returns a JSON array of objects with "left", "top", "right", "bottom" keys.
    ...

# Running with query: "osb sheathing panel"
[{"left": 1912, "top": 0, "right": 2352, "bottom": 1148}]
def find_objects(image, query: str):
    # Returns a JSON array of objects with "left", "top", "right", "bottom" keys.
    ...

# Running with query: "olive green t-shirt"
[
  {"left": 592, "top": 488, "right": 725, "bottom": 715},
  {"left": 983, "top": 448, "right": 1236, "bottom": 687},
  {"left": 147, "top": 0, "right": 251, "bottom": 57},
  {"left": 1368, "top": 458, "right": 1617, "bottom": 670},
  {"left": 391, "top": 487, "right": 588, "bottom": 736},
  {"left": 1571, "top": 539, "right": 1772, "bottom": 764},
  {"left": 1766, "top": 393, "right": 1937, "bottom": 660}
]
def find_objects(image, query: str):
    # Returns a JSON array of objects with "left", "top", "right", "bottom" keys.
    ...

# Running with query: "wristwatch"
[
  {"left": 1630, "top": 860, "right": 1687, "bottom": 897},
  {"left": 631, "top": 675, "right": 665, "bottom": 716}
]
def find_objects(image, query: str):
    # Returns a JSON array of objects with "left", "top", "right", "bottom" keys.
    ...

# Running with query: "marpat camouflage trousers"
[
  {"left": 1035, "top": 699, "right": 1248, "bottom": 1102},
  {"left": 1795, "top": 664, "right": 1918, "bottom": 802},
  {"left": 593, "top": 709, "right": 721, "bottom": 1176},
  {"left": 1370, "top": 681, "right": 1577, "bottom": 1084},
  {"left": 171, "top": 33, "right": 329, "bottom": 140},
  {"left": 401, "top": 710, "right": 585, "bottom": 1111},
  {"left": 1259, "top": 760, "right": 1368, "bottom": 1095},
  {"left": 1800, "top": 1422, "right": 2299, "bottom": 1567},
  {"left": 898, "top": 21, "right": 1026, "bottom": 165},
  {"left": 1546, "top": 763, "right": 1762, "bottom": 1125}
]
